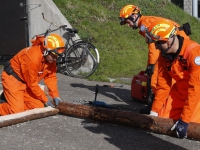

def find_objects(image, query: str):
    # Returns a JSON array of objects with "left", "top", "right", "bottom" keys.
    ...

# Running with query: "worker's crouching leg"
[
  {"left": 0, "top": 71, "right": 26, "bottom": 115},
  {"left": 23, "top": 88, "right": 46, "bottom": 110},
  {"left": 150, "top": 61, "right": 158, "bottom": 94}
]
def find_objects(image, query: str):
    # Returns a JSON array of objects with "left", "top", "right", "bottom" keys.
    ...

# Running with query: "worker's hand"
[
  {"left": 149, "top": 110, "right": 158, "bottom": 117},
  {"left": 145, "top": 33, "right": 153, "bottom": 44},
  {"left": 145, "top": 64, "right": 155, "bottom": 76},
  {"left": 171, "top": 119, "right": 189, "bottom": 139},
  {"left": 46, "top": 100, "right": 55, "bottom": 108},
  {"left": 53, "top": 97, "right": 62, "bottom": 106},
  {"left": 45, "top": 97, "right": 61, "bottom": 107}
]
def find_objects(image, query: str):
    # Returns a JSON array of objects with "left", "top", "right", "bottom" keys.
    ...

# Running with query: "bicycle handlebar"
[
  {"left": 64, "top": 27, "right": 78, "bottom": 34},
  {"left": 42, "top": 12, "right": 60, "bottom": 27},
  {"left": 32, "top": 13, "right": 78, "bottom": 39},
  {"left": 42, "top": 13, "right": 78, "bottom": 34}
]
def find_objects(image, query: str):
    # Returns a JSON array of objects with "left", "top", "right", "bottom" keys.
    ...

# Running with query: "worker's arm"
[
  {"left": 150, "top": 56, "right": 171, "bottom": 114},
  {"left": 23, "top": 62, "right": 48, "bottom": 103},
  {"left": 181, "top": 47, "right": 200, "bottom": 123},
  {"left": 43, "top": 62, "right": 59, "bottom": 99}
]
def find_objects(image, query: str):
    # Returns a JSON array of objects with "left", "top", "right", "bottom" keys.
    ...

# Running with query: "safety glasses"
[
  {"left": 119, "top": 17, "right": 127, "bottom": 25},
  {"left": 49, "top": 47, "right": 66, "bottom": 56},
  {"left": 155, "top": 40, "right": 167, "bottom": 45}
]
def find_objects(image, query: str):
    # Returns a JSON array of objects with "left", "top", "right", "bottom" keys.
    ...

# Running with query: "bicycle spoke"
[{"left": 64, "top": 42, "right": 99, "bottom": 78}]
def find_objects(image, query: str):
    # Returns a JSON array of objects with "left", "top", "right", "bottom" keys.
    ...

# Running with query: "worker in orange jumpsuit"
[
  {"left": 146, "top": 19, "right": 200, "bottom": 139},
  {"left": 119, "top": 4, "right": 190, "bottom": 112},
  {"left": 0, "top": 33, "right": 65, "bottom": 116}
]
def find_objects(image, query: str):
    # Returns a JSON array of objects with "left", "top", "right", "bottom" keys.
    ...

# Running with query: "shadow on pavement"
[
  {"left": 81, "top": 119, "right": 187, "bottom": 150},
  {"left": 70, "top": 83, "right": 131, "bottom": 102},
  {"left": 70, "top": 83, "right": 145, "bottom": 112},
  {"left": 68, "top": 83, "right": 187, "bottom": 149}
]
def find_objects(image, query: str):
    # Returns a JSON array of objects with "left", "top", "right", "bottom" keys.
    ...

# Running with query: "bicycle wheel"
[{"left": 64, "top": 42, "right": 100, "bottom": 78}]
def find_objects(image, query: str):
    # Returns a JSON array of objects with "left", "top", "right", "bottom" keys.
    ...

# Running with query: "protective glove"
[
  {"left": 171, "top": 119, "right": 189, "bottom": 139},
  {"left": 46, "top": 99, "right": 55, "bottom": 108},
  {"left": 53, "top": 97, "right": 62, "bottom": 106},
  {"left": 149, "top": 110, "right": 158, "bottom": 117},
  {"left": 45, "top": 97, "right": 62, "bottom": 108},
  {"left": 145, "top": 64, "right": 155, "bottom": 76}
]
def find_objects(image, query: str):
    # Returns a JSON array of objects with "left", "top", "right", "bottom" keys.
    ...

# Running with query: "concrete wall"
[
  {"left": 169, "top": 0, "right": 199, "bottom": 19},
  {"left": 26, "top": 0, "right": 79, "bottom": 46},
  {"left": 184, "top": 0, "right": 193, "bottom": 15}
]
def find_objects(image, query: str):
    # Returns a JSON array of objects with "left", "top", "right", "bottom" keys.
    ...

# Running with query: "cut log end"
[{"left": 0, "top": 107, "right": 59, "bottom": 128}]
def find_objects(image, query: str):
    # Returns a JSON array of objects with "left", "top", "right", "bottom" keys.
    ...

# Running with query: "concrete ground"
[{"left": 0, "top": 71, "right": 200, "bottom": 150}]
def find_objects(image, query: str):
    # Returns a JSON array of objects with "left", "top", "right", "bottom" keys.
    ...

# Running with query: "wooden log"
[
  {"left": 57, "top": 102, "right": 200, "bottom": 141},
  {"left": 0, "top": 107, "right": 59, "bottom": 128}
]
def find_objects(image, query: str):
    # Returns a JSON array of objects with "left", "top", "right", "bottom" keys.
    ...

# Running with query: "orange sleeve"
[
  {"left": 137, "top": 16, "right": 161, "bottom": 65},
  {"left": 151, "top": 56, "right": 171, "bottom": 113},
  {"left": 138, "top": 16, "right": 163, "bottom": 38},
  {"left": 150, "top": 60, "right": 158, "bottom": 93},
  {"left": 181, "top": 46, "right": 200, "bottom": 123},
  {"left": 148, "top": 43, "right": 160, "bottom": 65},
  {"left": 43, "top": 62, "right": 59, "bottom": 98}
]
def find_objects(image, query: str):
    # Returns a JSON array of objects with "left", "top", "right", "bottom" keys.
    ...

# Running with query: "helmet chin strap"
[
  {"left": 161, "top": 36, "right": 175, "bottom": 57},
  {"left": 129, "top": 13, "right": 141, "bottom": 30},
  {"left": 43, "top": 37, "right": 49, "bottom": 56},
  {"left": 43, "top": 50, "right": 48, "bottom": 56}
]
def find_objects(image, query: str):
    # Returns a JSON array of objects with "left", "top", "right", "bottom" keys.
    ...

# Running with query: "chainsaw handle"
[{"left": 94, "top": 84, "right": 99, "bottom": 101}]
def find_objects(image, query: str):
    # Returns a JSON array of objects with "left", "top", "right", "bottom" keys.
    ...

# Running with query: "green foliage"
[{"left": 53, "top": 0, "right": 200, "bottom": 82}]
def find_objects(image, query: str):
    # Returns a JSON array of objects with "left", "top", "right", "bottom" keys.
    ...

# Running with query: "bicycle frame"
[{"left": 36, "top": 13, "right": 99, "bottom": 78}]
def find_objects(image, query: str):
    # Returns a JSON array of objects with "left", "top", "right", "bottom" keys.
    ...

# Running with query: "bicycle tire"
[{"left": 64, "top": 42, "right": 99, "bottom": 78}]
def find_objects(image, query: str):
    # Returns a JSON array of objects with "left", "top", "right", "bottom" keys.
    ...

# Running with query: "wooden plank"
[
  {"left": 0, "top": 107, "right": 59, "bottom": 128},
  {"left": 57, "top": 102, "right": 200, "bottom": 141}
]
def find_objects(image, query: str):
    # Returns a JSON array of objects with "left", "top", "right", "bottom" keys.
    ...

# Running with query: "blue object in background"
[{"left": 89, "top": 84, "right": 110, "bottom": 108}]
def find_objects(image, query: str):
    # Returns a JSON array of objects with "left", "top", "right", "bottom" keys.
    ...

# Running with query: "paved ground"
[{"left": 0, "top": 72, "right": 200, "bottom": 150}]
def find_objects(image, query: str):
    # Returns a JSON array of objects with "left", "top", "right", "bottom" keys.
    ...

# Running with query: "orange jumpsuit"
[
  {"left": 137, "top": 16, "right": 190, "bottom": 93},
  {"left": 151, "top": 36, "right": 200, "bottom": 123},
  {"left": 0, "top": 45, "right": 59, "bottom": 115}
]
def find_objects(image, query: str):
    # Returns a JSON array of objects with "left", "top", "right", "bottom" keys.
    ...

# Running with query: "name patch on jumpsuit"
[
  {"left": 140, "top": 25, "right": 146, "bottom": 32},
  {"left": 194, "top": 56, "right": 200, "bottom": 65}
]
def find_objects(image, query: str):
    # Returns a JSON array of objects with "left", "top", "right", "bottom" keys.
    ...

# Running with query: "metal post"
[
  {"left": 25, "top": 0, "right": 29, "bottom": 47},
  {"left": 193, "top": 0, "right": 198, "bottom": 18}
]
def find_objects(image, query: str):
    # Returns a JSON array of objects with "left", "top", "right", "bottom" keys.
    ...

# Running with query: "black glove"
[
  {"left": 171, "top": 119, "right": 189, "bottom": 139},
  {"left": 145, "top": 64, "right": 155, "bottom": 76},
  {"left": 147, "top": 90, "right": 155, "bottom": 108}
]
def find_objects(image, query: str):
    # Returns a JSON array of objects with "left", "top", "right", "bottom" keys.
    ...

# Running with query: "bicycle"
[{"left": 32, "top": 13, "right": 100, "bottom": 78}]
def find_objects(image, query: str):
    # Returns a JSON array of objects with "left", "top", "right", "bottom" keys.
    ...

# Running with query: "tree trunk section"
[{"left": 57, "top": 102, "right": 200, "bottom": 141}]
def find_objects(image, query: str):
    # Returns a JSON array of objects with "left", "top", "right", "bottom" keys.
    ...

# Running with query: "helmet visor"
[
  {"left": 119, "top": 17, "right": 127, "bottom": 25},
  {"left": 49, "top": 47, "right": 66, "bottom": 56}
]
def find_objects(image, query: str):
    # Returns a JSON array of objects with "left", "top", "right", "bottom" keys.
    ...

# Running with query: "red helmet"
[
  {"left": 147, "top": 19, "right": 177, "bottom": 42},
  {"left": 119, "top": 4, "right": 141, "bottom": 25}
]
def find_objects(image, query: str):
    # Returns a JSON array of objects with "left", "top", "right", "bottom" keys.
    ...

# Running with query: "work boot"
[
  {"left": 0, "top": 100, "right": 6, "bottom": 104},
  {"left": 139, "top": 90, "right": 154, "bottom": 114},
  {"left": 139, "top": 105, "right": 151, "bottom": 114},
  {"left": 0, "top": 92, "right": 7, "bottom": 103}
]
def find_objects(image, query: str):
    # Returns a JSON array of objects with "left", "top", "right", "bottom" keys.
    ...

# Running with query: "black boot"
[
  {"left": 139, "top": 105, "right": 151, "bottom": 114},
  {"left": 139, "top": 90, "right": 155, "bottom": 114},
  {"left": 0, "top": 92, "right": 7, "bottom": 103}
]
